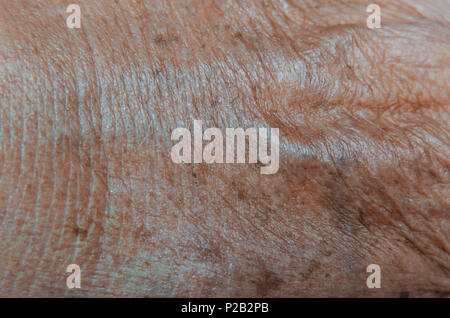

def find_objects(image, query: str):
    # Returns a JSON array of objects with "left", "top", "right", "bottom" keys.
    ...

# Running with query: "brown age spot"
[
  {"left": 199, "top": 241, "right": 224, "bottom": 263},
  {"left": 253, "top": 265, "right": 283, "bottom": 297},
  {"left": 399, "top": 291, "right": 409, "bottom": 298},
  {"left": 233, "top": 31, "right": 242, "bottom": 39},
  {"left": 72, "top": 225, "right": 88, "bottom": 241},
  {"left": 153, "top": 33, "right": 179, "bottom": 48}
]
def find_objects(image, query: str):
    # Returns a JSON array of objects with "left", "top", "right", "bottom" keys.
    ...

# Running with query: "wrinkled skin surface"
[{"left": 0, "top": 0, "right": 449, "bottom": 297}]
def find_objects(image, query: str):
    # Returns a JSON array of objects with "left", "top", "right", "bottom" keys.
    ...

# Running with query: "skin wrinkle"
[
  {"left": 0, "top": 1, "right": 109, "bottom": 296},
  {"left": 0, "top": 0, "right": 449, "bottom": 297}
]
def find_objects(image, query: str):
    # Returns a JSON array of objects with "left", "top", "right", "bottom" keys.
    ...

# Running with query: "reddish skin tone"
[{"left": 0, "top": 0, "right": 449, "bottom": 297}]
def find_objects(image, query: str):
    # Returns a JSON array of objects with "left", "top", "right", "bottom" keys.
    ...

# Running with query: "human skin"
[{"left": 0, "top": 0, "right": 449, "bottom": 297}]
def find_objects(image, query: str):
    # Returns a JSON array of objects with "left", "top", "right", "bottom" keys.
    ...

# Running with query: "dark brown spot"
[
  {"left": 233, "top": 31, "right": 243, "bottom": 39},
  {"left": 237, "top": 189, "right": 246, "bottom": 200},
  {"left": 399, "top": 291, "right": 409, "bottom": 298},
  {"left": 72, "top": 225, "right": 88, "bottom": 240},
  {"left": 255, "top": 269, "right": 283, "bottom": 297},
  {"left": 199, "top": 241, "right": 223, "bottom": 263},
  {"left": 153, "top": 34, "right": 179, "bottom": 48}
]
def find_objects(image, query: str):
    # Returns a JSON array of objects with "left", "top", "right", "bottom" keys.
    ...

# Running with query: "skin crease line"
[{"left": 0, "top": 0, "right": 449, "bottom": 297}]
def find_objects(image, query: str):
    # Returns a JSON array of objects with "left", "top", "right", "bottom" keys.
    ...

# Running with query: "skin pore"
[{"left": 0, "top": 0, "right": 449, "bottom": 297}]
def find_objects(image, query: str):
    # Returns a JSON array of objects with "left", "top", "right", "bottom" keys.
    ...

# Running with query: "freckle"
[
  {"left": 73, "top": 225, "right": 87, "bottom": 240},
  {"left": 255, "top": 269, "right": 283, "bottom": 297},
  {"left": 153, "top": 34, "right": 178, "bottom": 48},
  {"left": 233, "top": 31, "right": 242, "bottom": 39},
  {"left": 199, "top": 242, "right": 223, "bottom": 263}
]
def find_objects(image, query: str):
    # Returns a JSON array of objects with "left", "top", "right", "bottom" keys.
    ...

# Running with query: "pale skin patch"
[{"left": 0, "top": 0, "right": 449, "bottom": 297}]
